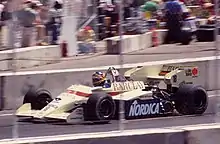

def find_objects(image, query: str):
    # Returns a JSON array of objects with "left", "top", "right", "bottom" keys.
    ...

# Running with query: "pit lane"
[
  {"left": 0, "top": 91, "right": 218, "bottom": 140},
  {"left": 10, "top": 42, "right": 217, "bottom": 72}
]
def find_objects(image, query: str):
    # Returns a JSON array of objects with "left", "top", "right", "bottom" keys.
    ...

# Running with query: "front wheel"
[
  {"left": 23, "top": 88, "right": 53, "bottom": 110},
  {"left": 174, "top": 84, "right": 208, "bottom": 115}
]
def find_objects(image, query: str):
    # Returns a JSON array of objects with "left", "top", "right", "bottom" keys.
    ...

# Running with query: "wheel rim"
[
  {"left": 37, "top": 94, "right": 52, "bottom": 109},
  {"left": 98, "top": 99, "right": 113, "bottom": 118}
]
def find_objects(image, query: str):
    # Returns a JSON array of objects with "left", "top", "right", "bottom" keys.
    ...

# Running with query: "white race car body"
[
  {"left": 16, "top": 81, "right": 152, "bottom": 123},
  {"left": 16, "top": 65, "right": 205, "bottom": 123}
]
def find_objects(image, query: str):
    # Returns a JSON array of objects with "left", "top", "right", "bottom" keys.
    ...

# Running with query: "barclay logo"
[{"left": 128, "top": 100, "right": 159, "bottom": 117}]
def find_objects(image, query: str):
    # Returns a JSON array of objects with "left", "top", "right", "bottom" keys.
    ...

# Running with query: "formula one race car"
[{"left": 16, "top": 65, "right": 208, "bottom": 124}]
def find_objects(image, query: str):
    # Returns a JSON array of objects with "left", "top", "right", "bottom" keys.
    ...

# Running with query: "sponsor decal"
[
  {"left": 185, "top": 69, "right": 192, "bottom": 76},
  {"left": 160, "top": 65, "right": 182, "bottom": 76},
  {"left": 112, "top": 81, "right": 145, "bottom": 91},
  {"left": 192, "top": 67, "right": 198, "bottom": 76},
  {"left": 166, "top": 66, "right": 181, "bottom": 71},
  {"left": 128, "top": 100, "right": 159, "bottom": 117},
  {"left": 43, "top": 104, "right": 58, "bottom": 111},
  {"left": 161, "top": 65, "right": 182, "bottom": 72}
]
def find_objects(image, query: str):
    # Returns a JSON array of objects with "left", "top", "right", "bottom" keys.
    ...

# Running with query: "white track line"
[
  {"left": 0, "top": 55, "right": 219, "bottom": 76},
  {"left": 1, "top": 123, "right": 220, "bottom": 144},
  {"left": 209, "top": 95, "right": 219, "bottom": 97},
  {"left": 0, "top": 113, "right": 13, "bottom": 117}
]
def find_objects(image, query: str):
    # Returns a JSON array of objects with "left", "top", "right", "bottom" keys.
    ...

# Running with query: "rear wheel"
[
  {"left": 174, "top": 84, "right": 208, "bottom": 115},
  {"left": 84, "top": 93, "right": 116, "bottom": 123},
  {"left": 23, "top": 88, "right": 53, "bottom": 110}
]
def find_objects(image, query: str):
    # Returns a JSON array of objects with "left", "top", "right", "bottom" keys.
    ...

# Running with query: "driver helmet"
[{"left": 92, "top": 71, "right": 106, "bottom": 87}]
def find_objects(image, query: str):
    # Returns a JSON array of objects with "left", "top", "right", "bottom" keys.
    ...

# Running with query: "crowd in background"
[
  {"left": 0, "top": 0, "right": 64, "bottom": 49},
  {"left": 93, "top": 0, "right": 215, "bottom": 42},
  {"left": 0, "top": 0, "right": 216, "bottom": 50}
]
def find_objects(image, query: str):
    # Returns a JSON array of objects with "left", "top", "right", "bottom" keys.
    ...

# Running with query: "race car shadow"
[
  {"left": 17, "top": 117, "right": 111, "bottom": 125},
  {"left": 51, "top": 121, "right": 112, "bottom": 126},
  {"left": 18, "top": 118, "right": 66, "bottom": 124}
]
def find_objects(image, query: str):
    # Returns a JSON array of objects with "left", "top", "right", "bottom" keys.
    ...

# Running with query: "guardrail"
[
  {"left": 0, "top": 45, "right": 61, "bottom": 71},
  {"left": 105, "top": 30, "right": 167, "bottom": 54},
  {"left": 1, "top": 123, "right": 220, "bottom": 144}
]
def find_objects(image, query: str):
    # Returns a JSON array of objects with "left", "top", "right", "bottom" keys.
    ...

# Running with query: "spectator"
[
  {"left": 0, "top": 2, "right": 5, "bottom": 48},
  {"left": 46, "top": 0, "right": 63, "bottom": 45},
  {"left": 77, "top": 26, "right": 96, "bottom": 54},
  {"left": 1, "top": 0, "right": 13, "bottom": 49},
  {"left": 203, "top": 2, "right": 215, "bottom": 24},
  {"left": 37, "top": 1, "right": 50, "bottom": 44},
  {"left": 17, "top": 0, "right": 38, "bottom": 47},
  {"left": 157, "top": 0, "right": 169, "bottom": 21},
  {"left": 123, "top": 0, "right": 134, "bottom": 20},
  {"left": 0, "top": 2, "right": 5, "bottom": 29},
  {"left": 31, "top": 0, "right": 48, "bottom": 46},
  {"left": 140, "top": 0, "right": 159, "bottom": 20},
  {"left": 164, "top": 0, "right": 184, "bottom": 43}
]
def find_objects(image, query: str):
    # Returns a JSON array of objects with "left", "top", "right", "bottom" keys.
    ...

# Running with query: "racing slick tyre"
[
  {"left": 84, "top": 93, "right": 116, "bottom": 123},
  {"left": 23, "top": 88, "right": 53, "bottom": 110},
  {"left": 174, "top": 84, "right": 208, "bottom": 115}
]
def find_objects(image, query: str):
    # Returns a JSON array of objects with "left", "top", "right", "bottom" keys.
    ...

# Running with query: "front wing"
[{"left": 16, "top": 103, "right": 72, "bottom": 121}]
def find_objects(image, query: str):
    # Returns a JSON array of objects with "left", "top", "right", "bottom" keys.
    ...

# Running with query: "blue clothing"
[
  {"left": 165, "top": 0, "right": 182, "bottom": 14},
  {"left": 46, "top": 8, "right": 63, "bottom": 44},
  {"left": 78, "top": 42, "right": 95, "bottom": 53}
]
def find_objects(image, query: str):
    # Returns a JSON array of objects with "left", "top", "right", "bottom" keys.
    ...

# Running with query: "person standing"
[
  {"left": 140, "top": 0, "right": 159, "bottom": 20},
  {"left": 31, "top": 0, "right": 49, "bottom": 46},
  {"left": 164, "top": 0, "right": 183, "bottom": 43},
  {"left": 16, "top": 0, "right": 38, "bottom": 47},
  {"left": 46, "top": 0, "right": 63, "bottom": 45}
]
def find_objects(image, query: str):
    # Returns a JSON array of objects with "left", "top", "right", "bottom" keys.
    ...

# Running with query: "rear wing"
[{"left": 159, "top": 65, "right": 198, "bottom": 77}]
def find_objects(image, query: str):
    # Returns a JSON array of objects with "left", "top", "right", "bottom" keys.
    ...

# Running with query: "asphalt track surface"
[
  {"left": 13, "top": 42, "right": 218, "bottom": 72},
  {"left": 0, "top": 91, "right": 219, "bottom": 140}
]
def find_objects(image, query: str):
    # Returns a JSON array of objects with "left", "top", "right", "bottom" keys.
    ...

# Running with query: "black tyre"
[
  {"left": 84, "top": 93, "right": 116, "bottom": 123},
  {"left": 174, "top": 84, "right": 208, "bottom": 115},
  {"left": 23, "top": 88, "right": 53, "bottom": 110}
]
